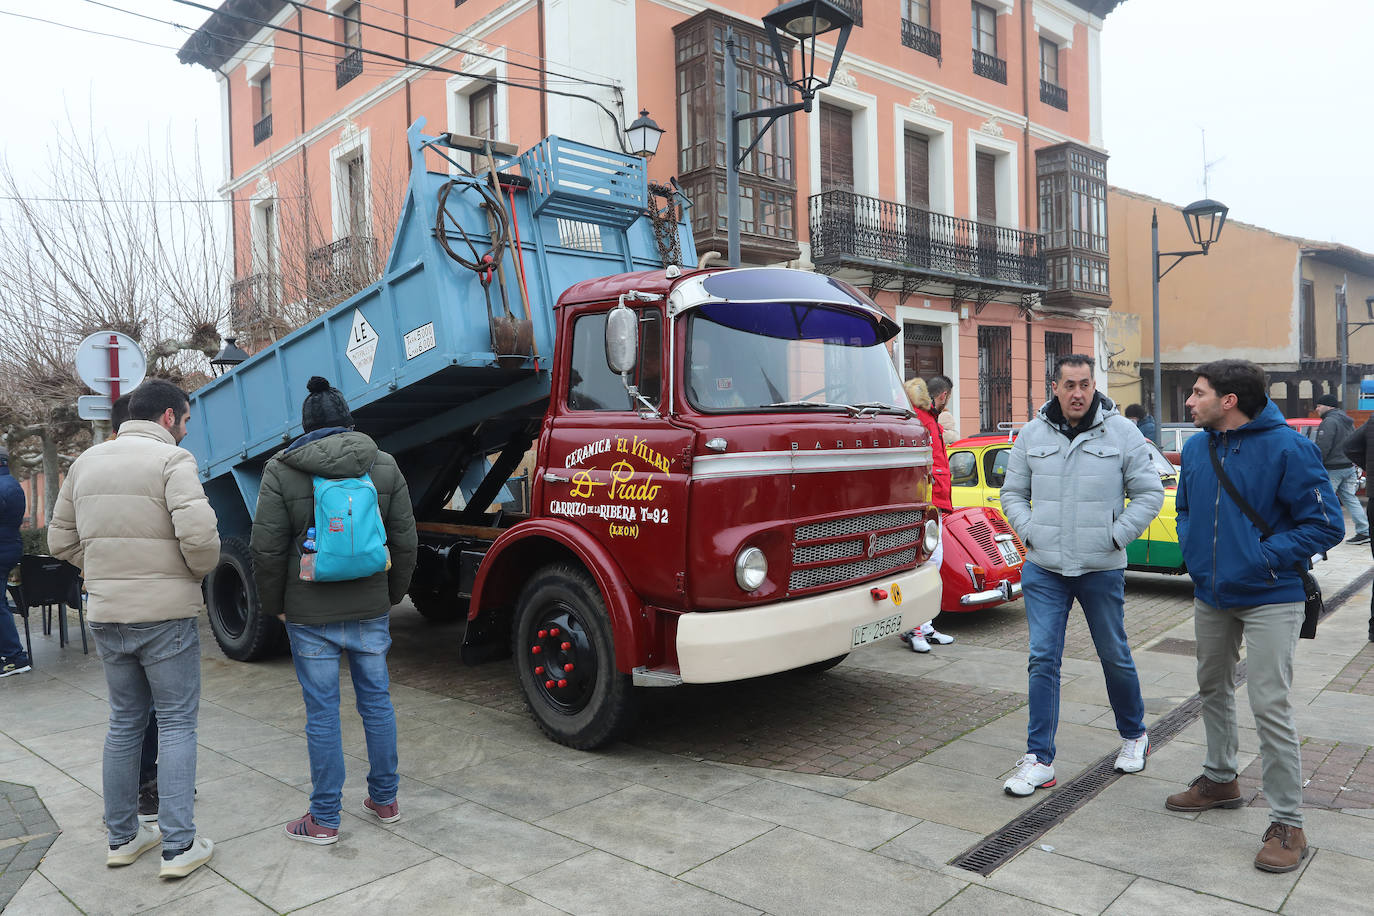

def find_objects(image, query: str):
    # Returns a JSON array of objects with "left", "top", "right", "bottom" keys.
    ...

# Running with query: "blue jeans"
[
  {"left": 286, "top": 616, "right": 398, "bottom": 829},
  {"left": 1, "top": 563, "right": 26, "bottom": 661},
  {"left": 1021, "top": 562, "right": 1145, "bottom": 765},
  {"left": 88, "top": 617, "right": 200, "bottom": 852},
  {"left": 1328, "top": 467, "right": 1368, "bottom": 536}
]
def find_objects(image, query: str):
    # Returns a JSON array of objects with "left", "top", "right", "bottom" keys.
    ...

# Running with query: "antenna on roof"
[{"left": 1199, "top": 128, "right": 1225, "bottom": 198}]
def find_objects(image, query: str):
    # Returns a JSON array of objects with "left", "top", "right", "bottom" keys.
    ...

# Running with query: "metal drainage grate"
[
  {"left": 949, "top": 565, "right": 1374, "bottom": 876},
  {"left": 1147, "top": 637, "right": 1198, "bottom": 656}
]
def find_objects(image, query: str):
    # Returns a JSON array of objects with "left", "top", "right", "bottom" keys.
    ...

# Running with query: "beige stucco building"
[{"left": 1106, "top": 186, "right": 1374, "bottom": 420}]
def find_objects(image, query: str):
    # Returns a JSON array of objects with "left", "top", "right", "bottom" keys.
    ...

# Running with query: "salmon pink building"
[{"left": 180, "top": 0, "right": 1123, "bottom": 436}]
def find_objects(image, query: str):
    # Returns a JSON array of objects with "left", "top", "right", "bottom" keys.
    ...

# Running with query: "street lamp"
[
  {"left": 210, "top": 336, "right": 250, "bottom": 376},
  {"left": 624, "top": 109, "right": 665, "bottom": 159},
  {"left": 1151, "top": 199, "right": 1228, "bottom": 436},
  {"left": 726, "top": 0, "right": 854, "bottom": 267}
]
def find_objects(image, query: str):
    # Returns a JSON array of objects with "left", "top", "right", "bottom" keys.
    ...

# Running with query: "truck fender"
[{"left": 470, "top": 519, "right": 643, "bottom": 673}]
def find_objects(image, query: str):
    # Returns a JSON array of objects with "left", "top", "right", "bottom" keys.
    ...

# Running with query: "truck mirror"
[{"left": 605, "top": 304, "right": 638, "bottom": 375}]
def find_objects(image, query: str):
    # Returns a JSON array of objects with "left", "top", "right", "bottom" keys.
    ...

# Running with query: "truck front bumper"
[{"left": 675, "top": 564, "right": 941, "bottom": 684}]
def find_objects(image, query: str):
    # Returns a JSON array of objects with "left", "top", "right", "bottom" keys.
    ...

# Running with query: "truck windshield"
[{"left": 685, "top": 302, "right": 907, "bottom": 414}]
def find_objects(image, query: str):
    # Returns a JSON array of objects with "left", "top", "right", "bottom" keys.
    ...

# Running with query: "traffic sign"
[
  {"left": 77, "top": 395, "right": 112, "bottom": 420},
  {"left": 74, "top": 331, "right": 146, "bottom": 400}
]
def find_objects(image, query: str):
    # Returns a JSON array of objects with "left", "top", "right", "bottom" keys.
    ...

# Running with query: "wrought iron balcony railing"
[
  {"left": 809, "top": 190, "right": 1047, "bottom": 290},
  {"left": 336, "top": 48, "right": 363, "bottom": 88},
  {"left": 1040, "top": 79, "right": 1068, "bottom": 111},
  {"left": 901, "top": 19, "right": 941, "bottom": 62},
  {"left": 831, "top": 0, "right": 862, "bottom": 26},
  {"left": 229, "top": 272, "right": 280, "bottom": 325},
  {"left": 973, "top": 49, "right": 1007, "bottom": 84},
  {"left": 307, "top": 235, "right": 377, "bottom": 304},
  {"left": 252, "top": 114, "right": 272, "bottom": 145}
]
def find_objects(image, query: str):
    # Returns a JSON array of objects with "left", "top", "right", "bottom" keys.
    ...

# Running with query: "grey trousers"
[{"left": 1193, "top": 598, "right": 1304, "bottom": 827}]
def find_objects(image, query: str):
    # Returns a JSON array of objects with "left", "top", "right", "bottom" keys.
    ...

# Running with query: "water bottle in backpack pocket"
[{"left": 300, "top": 473, "right": 389, "bottom": 582}]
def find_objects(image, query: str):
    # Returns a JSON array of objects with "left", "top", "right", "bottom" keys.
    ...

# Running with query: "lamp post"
[
  {"left": 1151, "top": 198, "right": 1228, "bottom": 437},
  {"left": 624, "top": 109, "right": 665, "bottom": 159},
  {"left": 210, "top": 336, "right": 250, "bottom": 377},
  {"left": 726, "top": 0, "right": 854, "bottom": 267}
]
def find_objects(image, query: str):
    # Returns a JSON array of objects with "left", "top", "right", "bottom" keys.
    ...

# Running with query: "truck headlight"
[
  {"left": 922, "top": 518, "right": 940, "bottom": 555},
  {"left": 735, "top": 546, "right": 767, "bottom": 591}
]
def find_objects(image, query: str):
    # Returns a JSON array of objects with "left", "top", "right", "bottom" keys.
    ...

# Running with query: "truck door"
[{"left": 543, "top": 304, "right": 690, "bottom": 607}]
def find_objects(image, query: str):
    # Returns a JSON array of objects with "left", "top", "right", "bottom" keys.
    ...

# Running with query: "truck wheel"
[
  {"left": 795, "top": 653, "right": 848, "bottom": 674},
  {"left": 512, "top": 564, "right": 638, "bottom": 749},
  {"left": 408, "top": 586, "right": 465, "bottom": 624},
  {"left": 206, "top": 536, "right": 283, "bottom": 661}
]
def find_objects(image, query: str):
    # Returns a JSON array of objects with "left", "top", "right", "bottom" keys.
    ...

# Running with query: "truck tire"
[
  {"left": 408, "top": 586, "right": 465, "bottom": 624},
  {"left": 206, "top": 536, "right": 283, "bottom": 661},
  {"left": 512, "top": 564, "right": 638, "bottom": 749}
]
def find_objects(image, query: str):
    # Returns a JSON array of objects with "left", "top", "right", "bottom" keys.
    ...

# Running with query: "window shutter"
[
  {"left": 820, "top": 104, "right": 854, "bottom": 192},
  {"left": 976, "top": 152, "right": 997, "bottom": 223},
  {"left": 904, "top": 131, "right": 930, "bottom": 210}
]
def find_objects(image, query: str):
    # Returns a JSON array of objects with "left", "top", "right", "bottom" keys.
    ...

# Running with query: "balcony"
[
  {"left": 1040, "top": 79, "right": 1068, "bottom": 111},
  {"left": 307, "top": 236, "right": 377, "bottom": 306},
  {"left": 252, "top": 114, "right": 272, "bottom": 145},
  {"left": 901, "top": 19, "right": 941, "bottom": 62},
  {"left": 809, "top": 190, "right": 1046, "bottom": 291},
  {"left": 973, "top": 49, "right": 1007, "bottom": 84},
  {"left": 229, "top": 272, "right": 280, "bottom": 327},
  {"left": 831, "top": 0, "right": 862, "bottom": 26},
  {"left": 336, "top": 48, "right": 363, "bottom": 88}
]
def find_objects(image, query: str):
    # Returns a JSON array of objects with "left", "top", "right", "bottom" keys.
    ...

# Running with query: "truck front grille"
[{"left": 790, "top": 509, "right": 924, "bottom": 593}]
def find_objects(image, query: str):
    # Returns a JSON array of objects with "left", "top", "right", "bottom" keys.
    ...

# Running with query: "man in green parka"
[{"left": 251, "top": 376, "right": 417, "bottom": 845}]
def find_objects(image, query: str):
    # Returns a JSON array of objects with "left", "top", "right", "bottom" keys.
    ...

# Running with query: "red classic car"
[{"left": 938, "top": 505, "right": 1026, "bottom": 613}]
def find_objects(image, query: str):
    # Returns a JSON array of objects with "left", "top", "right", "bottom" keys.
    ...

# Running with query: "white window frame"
[
  {"left": 966, "top": 130, "right": 1019, "bottom": 227},
  {"left": 893, "top": 104, "right": 954, "bottom": 216},
  {"left": 1033, "top": 1, "right": 1076, "bottom": 48},
  {"left": 329, "top": 127, "right": 372, "bottom": 243},
  {"left": 249, "top": 181, "right": 279, "bottom": 280},
  {"left": 894, "top": 303, "right": 961, "bottom": 437},
  {"left": 445, "top": 48, "right": 509, "bottom": 173},
  {"left": 808, "top": 82, "right": 879, "bottom": 198}
]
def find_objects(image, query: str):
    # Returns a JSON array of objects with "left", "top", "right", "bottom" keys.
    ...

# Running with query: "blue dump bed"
[{"left": 187, "top": 120, "right": 694, "bottom": 537}]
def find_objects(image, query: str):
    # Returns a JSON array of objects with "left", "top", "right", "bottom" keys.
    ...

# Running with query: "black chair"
[
  {"left": 13, "top": 555, "right": 86, "bottom": 654},
  {"left": 5, "top": 580, "right": 33, "bottom": 665}
]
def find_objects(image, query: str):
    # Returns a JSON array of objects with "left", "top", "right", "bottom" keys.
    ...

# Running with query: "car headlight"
[
  {"left": 735, "top": 546, "right": 767, "bottom": 591},
  {"left": 922, "top": 518, "right": 940, "bottom": 555}
]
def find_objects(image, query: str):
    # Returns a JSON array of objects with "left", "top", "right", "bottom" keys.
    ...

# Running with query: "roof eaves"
[{"left": 177, "top": 0, "right": 289, "bottom": 72}]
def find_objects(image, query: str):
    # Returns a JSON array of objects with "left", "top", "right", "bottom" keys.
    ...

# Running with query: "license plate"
[
  {"left": 852, "top": 613, "right": 903, "bottom": 648},
  {"left": 997, "top": 540, "right": 1023, "bottom": 567}
]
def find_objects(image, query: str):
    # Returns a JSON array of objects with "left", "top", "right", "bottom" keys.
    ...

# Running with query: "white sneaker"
[
  {"left": 1114, "top": 732, "right": 1150, "bottom": 773},
  {"left": 921, "top": 622, "right": 954, "bottom": 645},
  {"left": 107, "top": 822, "right": 161, "bottom": 867},
  {"left": 1004, "top": 753, "right": 1056, "bottom": 796},
  {"left": 158, "top": 835, "right": 213, "bottom": 879},
  {"left": 907, "top": 632, "right": 931, "bottom": 653}
]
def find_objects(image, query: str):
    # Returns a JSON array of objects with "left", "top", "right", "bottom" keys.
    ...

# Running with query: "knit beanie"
[
  {"left": 1316, "top": 394, "right": 1339, "bottom": 408},
  {"left": 301, "top": 376, "right": 354, "bottom": 432}
]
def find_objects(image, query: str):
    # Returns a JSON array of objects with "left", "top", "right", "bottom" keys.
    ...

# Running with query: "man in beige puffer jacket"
[{"left": 50, "top": 379, "right": 220, "bottom": 880}]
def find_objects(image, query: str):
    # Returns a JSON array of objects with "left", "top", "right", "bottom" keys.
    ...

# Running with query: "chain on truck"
[{"left": 187, "top": 120, "right": 942, "bottom": 749}]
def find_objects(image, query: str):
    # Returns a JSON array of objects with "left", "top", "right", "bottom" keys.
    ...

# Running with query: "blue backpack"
[{"left": 307, "top": 473, "right": 389, "bottom": 582}]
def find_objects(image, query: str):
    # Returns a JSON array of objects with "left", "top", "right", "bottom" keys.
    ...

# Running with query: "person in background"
[
  {"left": 999, "top": 355, "right": 1163, "bottom": 796},
  {"left": 251, "top": 377, "right": 417, "bottom": 845},
  {"left": 897, "top": 376, "right": 954, "bottom": 653},
  {"left": 49, "top": 380, "right": 220, "bottom": 879},
  {"left": 1342, "top": 416, "right": 1374, "bottom": 641},
  {"left": 1167, "top": 360, "right": 1342, "bottom": 872},
  {"left": 1313, "top": 393, "right": 1368, "bottom": 545},
  {"left": 0, "top": 444, "right": 29, "bottom": 677},
  {"left": 1124, "top": 403, "right": 1158, "bottom": 445}
]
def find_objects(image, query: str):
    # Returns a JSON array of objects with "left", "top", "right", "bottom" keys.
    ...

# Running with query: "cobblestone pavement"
[
  {"left": 0, "top": 781, "right": 59, "bottom": 911},
  {"left": 1330, "top": 639, "right": 1374, "bottom": 695},
  {"left": 1239, "top": 739, "right": 1374, "bottom": 810}
]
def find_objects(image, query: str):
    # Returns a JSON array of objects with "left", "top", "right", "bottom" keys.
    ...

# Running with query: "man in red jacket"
[{"left": 900, "top": 376, "right": 955, "bottom": 652}]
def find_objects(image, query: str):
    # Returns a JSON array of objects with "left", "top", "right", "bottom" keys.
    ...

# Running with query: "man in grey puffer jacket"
[{"left": 998, "top": 355, "right": 1165, "bottom": 797}]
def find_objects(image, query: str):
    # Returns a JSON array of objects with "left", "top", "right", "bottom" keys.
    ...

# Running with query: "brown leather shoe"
[
  {"left": 1254, "top": 822, "right": 1308, "bottom": 873},
  {"left": 1165, "top": 774, "right": 1244, "bottom": 812}
]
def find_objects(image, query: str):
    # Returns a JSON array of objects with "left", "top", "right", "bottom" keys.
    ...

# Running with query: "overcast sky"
[{"left": 1, "top": 0, "right": 1371, "bottom": 252}]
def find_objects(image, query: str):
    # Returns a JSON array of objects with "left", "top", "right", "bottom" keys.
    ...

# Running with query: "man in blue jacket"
[
  {"left": 1166, "top": 359, "right": 1343, "bottom": 873},
  {"left": 0, "top": 445, "right": 29, "bottom": 677}
]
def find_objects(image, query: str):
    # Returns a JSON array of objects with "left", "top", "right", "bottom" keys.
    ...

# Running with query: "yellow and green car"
[{"left": 947, "top": 434, "right": 1183, "bottom": 574}]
